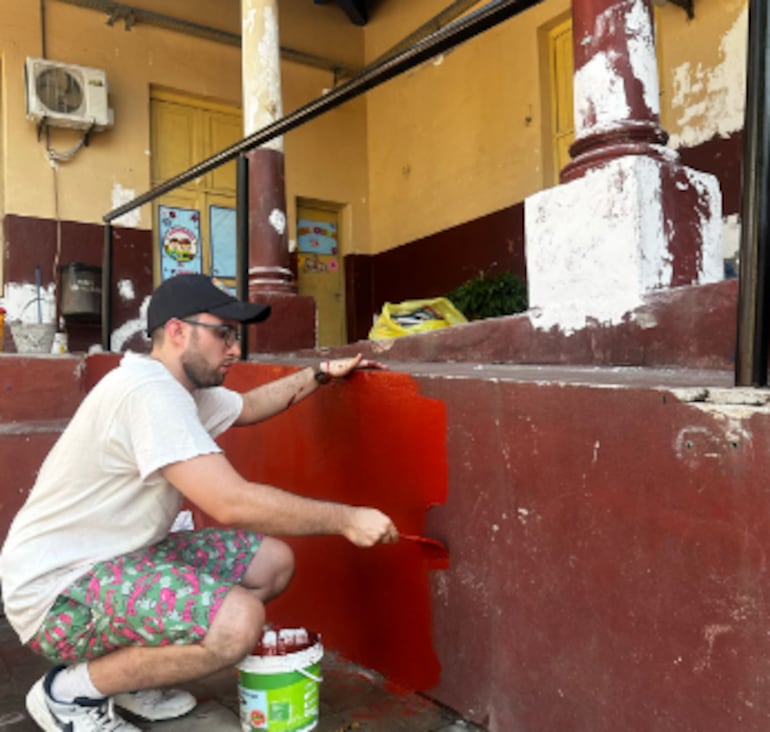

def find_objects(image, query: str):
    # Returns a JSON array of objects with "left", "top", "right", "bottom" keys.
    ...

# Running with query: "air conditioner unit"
[{"left": 25, "top": 57, "right": 114, "bottom": 131}]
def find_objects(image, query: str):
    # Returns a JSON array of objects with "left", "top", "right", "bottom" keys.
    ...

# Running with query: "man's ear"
[{"left": 165, "top": 318, "right": 187, "bottom": 347}]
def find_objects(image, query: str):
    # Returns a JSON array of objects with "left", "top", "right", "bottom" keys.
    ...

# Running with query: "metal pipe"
[
  {"left": 103, "top": 0, "right": 544, "bottom": 223},
  {"left": 736, "top": 0, "right": 770, "bottom": 386},
  {"left": 101, "top": 223, "right": 113, "bottom": 352},
  {"left": 237, "top": 154, "right": 250, "bottom": 360}
]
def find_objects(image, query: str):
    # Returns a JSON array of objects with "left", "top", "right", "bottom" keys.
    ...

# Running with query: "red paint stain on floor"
[{"left": 217, "top": 364, "right": 448, "bottom": 691}]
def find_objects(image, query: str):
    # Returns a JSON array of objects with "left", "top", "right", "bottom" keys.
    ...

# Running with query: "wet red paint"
[
  {"left": 218, "top": 364, "right": 448, "bottom": 691},
  {"left": 251, "top": 627, "right": 317, "bottom": 656}
]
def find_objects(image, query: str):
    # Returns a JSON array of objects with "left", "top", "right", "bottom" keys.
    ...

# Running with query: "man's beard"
[{"left": 180, "top": 335, "right": 225, "bottom": 389}]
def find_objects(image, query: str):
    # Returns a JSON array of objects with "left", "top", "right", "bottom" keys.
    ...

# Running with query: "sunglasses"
[{"left": 180, "top": 319, "right": 240, "bottom": 348}]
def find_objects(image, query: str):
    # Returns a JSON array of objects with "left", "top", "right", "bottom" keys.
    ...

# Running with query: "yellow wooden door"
[
  {"left": 548, "top": 19, "right": 575, "bottom": 183},
  {"left": 150, "top": 90, "right": 241, "bottom": 291},
  {"left": 296, "top": 203, "right": 346, "bottom": 347}
]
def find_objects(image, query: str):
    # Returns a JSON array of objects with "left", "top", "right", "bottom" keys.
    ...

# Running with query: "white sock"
[{"left": 50, "top": 663, "right": 104, "bottom": 703}]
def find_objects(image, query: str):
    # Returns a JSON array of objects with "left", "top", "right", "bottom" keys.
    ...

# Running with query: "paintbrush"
[{"left": 399, "top": 533, "right": 449, "bottom": 562}]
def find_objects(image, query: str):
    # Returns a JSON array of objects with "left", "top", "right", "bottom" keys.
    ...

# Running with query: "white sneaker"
[
  {"left": 114, "top": 688, "right": 197, "bottom": 721},
  {"left": 26, "top": 667, "right": 139, "bottom": 731}
]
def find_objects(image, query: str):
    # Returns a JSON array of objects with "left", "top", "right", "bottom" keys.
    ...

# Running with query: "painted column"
[
  {"left": 242, "top": 0, "right": 295, "bottom": 295},
  {"left": 524, "top": 0, "right": 723, "bottom": 334},
  {"left": 562, "top": 0, "right": 670, "bottom": 182}
]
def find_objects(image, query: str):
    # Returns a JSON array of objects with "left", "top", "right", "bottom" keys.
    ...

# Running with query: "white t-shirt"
[{"left": 0, "top": 352, "right": 243, "bottom": 643}]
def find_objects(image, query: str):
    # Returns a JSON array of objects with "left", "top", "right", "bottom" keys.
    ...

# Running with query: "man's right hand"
[{"left": 343, "top": 507, "right": 399, "bottom": 547}]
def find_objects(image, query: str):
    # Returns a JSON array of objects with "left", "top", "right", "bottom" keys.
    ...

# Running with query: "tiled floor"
[{"left": 0, "top": 618, "right": 482, "bottom": 731}]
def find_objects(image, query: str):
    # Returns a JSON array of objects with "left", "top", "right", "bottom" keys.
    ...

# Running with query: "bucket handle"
[{"left": 297, "top": 667, "right": 323, "bottom": 684}]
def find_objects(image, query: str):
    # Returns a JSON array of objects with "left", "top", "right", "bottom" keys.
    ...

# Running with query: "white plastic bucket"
[
  {"left": 10, "top": 322, "right": 56, "bottom": 354},
  {"left": 237, "top": 628, "right": 322, "bottom": 732}
]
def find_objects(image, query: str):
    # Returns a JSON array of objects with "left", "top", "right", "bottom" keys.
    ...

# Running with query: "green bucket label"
[{"left": 239, "top": 663, "right": 320, "bottom": 732}]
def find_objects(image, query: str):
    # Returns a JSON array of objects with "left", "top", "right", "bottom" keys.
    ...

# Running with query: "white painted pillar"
[{"left": 242, "top": 0, "right": 283, "bottom": 149}]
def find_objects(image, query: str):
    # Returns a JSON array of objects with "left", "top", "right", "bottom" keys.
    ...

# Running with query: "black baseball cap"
[{"left": 146, "top": 274, "right": 271, "bottom": 335}]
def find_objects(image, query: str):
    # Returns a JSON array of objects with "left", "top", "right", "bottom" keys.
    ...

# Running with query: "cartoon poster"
[
  {"left": 210, "top": 205, "right": 237, "bottom": 280},
  {"left": 297, "top": 219, "right": 338, "bottom": 255},
  {"left": 159, "top": 205, "right": 202, "bottom": 280}
]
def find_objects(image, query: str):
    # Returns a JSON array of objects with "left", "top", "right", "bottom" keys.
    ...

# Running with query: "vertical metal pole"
[
  {"left": 736, "top": 0, "right": 770, "bottom": 386},
  {"left": 102, "top": 223, "right": 113, "bottom": 352},
  {"left": 237, "top": 154, "right": 250, "bottom": 360}
]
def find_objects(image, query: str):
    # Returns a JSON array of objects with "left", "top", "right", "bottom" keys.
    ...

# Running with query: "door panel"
[
  {"left": 296, "top": 203, "right": 346, "bottom": 347},
  {"left": 151, "top": 91, "right": 241, "bottom": 286}
]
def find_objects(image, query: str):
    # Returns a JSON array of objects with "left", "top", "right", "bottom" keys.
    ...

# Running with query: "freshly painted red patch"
[{"left": 218, "top": 364, "right": 448, "bottom": 691}]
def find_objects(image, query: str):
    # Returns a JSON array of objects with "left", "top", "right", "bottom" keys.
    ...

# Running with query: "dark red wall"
[
  {"left": 345, "top": 202, "right": 526, "bottom": 342},
  {"left": 3, "top": 214, "right": 153, "bottom": 353},
  {"left": 5, "top": 348, "right": 770, "bottom": 732}
]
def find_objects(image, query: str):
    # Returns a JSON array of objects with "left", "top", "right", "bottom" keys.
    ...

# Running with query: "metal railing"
[{"left": 735, "top": 0, "right": 770, "bottom": 386}]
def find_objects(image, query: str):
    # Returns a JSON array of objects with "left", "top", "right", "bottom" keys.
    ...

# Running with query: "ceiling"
[{"left": 313, "top": 0, "right": 375, "bottom": 26}]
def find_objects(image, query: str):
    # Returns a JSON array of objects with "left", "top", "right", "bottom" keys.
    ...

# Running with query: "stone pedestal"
[
  {"left": 248, "top": 291, "right": 316, "bottom": 353},
  {"left": 525, "top": 155, "right": 723, "bottom": 333}
]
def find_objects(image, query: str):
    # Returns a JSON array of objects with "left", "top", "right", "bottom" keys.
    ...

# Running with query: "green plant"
[{"left": 445, "top": 271, "right": 528, "bottom": 321}]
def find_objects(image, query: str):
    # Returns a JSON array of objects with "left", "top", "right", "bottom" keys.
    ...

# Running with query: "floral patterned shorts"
[{"left": 28, "top": 528, "right": 263, "bottom": 663}]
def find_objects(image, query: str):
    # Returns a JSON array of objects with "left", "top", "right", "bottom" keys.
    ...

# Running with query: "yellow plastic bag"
[{"left": 368, "top": 297, "right": 467, "bottom": 340}]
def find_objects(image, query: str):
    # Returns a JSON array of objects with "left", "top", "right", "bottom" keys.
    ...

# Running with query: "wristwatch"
[{"left": 314, "top": 365, "right": 332, "bottom": 385}]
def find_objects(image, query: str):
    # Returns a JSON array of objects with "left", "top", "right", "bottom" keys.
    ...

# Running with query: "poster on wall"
[
  {"left": 159, "top": 205, "right": 202, "bottom": 281},
  {"left": 210, "top": 205, "right": 237, "bottom": 280},
  {"left": 297, "top": 219, "right": 337, "bottom": 255}
]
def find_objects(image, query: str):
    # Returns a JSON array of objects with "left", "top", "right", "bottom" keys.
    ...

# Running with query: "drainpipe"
[{"left": 241, "top": 0, "right": 296, "bottom": 296}]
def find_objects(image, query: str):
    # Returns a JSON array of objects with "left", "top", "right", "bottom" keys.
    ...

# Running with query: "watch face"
[{"left": 314, "top": 368, "right": 331, "bottom": 384}]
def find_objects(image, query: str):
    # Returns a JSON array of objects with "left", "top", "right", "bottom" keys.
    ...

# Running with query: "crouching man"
[{"left": 0, "top": 274, "right": 398, "bottom": 731}]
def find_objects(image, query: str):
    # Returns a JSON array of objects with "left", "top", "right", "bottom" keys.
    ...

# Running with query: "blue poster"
[
  {"left": 159, "top": 205, "right": 202, "bottom": 280},
  {"left": 297, "top": 219, "right": 338, "bottom": 255},
  {"left": 211, "top": 206, "right": 237, "bottom": 279}
]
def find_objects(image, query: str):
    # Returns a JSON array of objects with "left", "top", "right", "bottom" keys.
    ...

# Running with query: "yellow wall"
[
  {"left": 363, "top": 0, "right": 570, "bottom": 255},
  {"left": 1, "top": 0, "right": 239, "bottom": 227},
  {"left": 0, "top": 0, "right": 367, "bottom": 249}
]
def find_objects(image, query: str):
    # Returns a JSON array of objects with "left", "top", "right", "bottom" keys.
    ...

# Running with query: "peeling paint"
[
  {"left": 110, "top": 296, "right": 150, "bottom": 352},
  {"left": 694, "top": 623, "right": 732, "bottom": 673},
  {"left": 117, "top": 279, "right": 135, "bottom": 301},
  {"left": 722, "top": 214, "right": 741, "bottom": 260},
  {"left": 525, "top": 157, "right": 662, "bottom": 333},
  {"left": 268, "top": 208, "right": 287, "bottom": 235},
  {"left": 574, "top": 51, "right": 630, "bottom": 136},
  {"left": 3, "top": 282, "right": 56, "bottom": 323},
  {"left": 243, "top": 2, "right": 283, "bottom": 151},
  {"left": 626, "top": 0, "right": 659, "bottom": 116},
  {"left": 668, "top": 7, "right": 747, "bottom": 149},
  {"left": 111, "top": 182, "right": 141, "bottom": 228}
]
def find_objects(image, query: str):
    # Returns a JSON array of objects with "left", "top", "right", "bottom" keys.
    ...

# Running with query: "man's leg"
[
  {"left": 87, "top": 582, "right": 266, "bottom": 694},
  {"left": 239, "top": 535, "right": 295, "bottom": 602},
  {"left": 27, "top": 529, "right": 295, "bottom": 728},
  {"left": 82, "top": 537, "right": 295, "bottom": 694}
]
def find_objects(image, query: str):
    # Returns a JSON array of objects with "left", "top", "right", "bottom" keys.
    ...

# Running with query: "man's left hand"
[{"left": 318, "top": 354, "right": 387, "bottom": 380}]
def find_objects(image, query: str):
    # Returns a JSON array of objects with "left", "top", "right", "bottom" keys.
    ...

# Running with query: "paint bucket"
[
  {"left": 10, "top": 322, "right": 56, "bottom": 354},
  {"left": 237, "top": 628, "right": 322, "bottom": 732}
]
